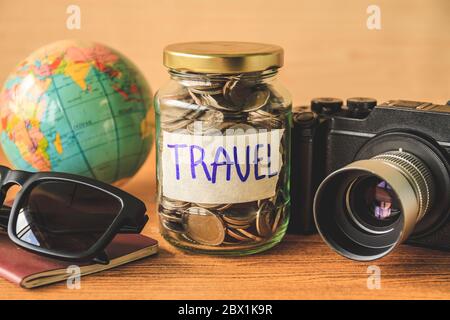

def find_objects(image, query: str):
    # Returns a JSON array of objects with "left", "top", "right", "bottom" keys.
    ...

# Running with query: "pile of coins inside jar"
[
  {"left": 157, "top": 73, "right": 290, "bottom": 248},
  {"left": 159, "top": 193, "right": 287, "bottom": 247}
]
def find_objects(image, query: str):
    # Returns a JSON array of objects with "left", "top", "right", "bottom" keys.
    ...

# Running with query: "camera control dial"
[{"left": 311, "top": 97, "right": 343, "bottom": 114}]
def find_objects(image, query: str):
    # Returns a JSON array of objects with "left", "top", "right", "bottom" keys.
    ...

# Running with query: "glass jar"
[{"left": 154, "top": 42, "right": 291, "bottom": 255}]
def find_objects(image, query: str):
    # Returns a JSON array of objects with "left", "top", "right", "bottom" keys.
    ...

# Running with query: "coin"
[
  {"left": 195, "top": 203, "right": 232, "bottom": 210},
  {"left": 271, "top": 206, "right": 284, "bottom": 233},
  {"left": 189, "top": 86, "right": 223, "bottom": 95},
  {"left": 160, "top": 107, "right": 195, "bottom": 123},
  {"left": 197, "top": 109, "right": 225, "bottom": 123},
  {"left": 163, "top": 227, "right": 186, "bottom": 242},
  {"left": 256, "top": 200, "right": 276, "bottom": 237},
  {"left": 223, "top": 78, "right": 253, "bottom": 107},
  {"left": 228, "top": 123, "right": 254, "bottom": 131},
  {"left": 237, "top": 228, "right": 263, "bottom": 242},
  {"left": 179, "top": 78, "right": 217, "bottom": 88},
  {"left": 161, "top": 107, "right": 207, "bottom": 132},
  {"left": 248, "top": 109, "right": 283, "bottom": 128},
  {"left": 190, "top": 91, "right": 242, "bottom": 113},
  {"left": 187, "top": 89, "right": 203, "bottom": 106},
  {"left": 186, "top": 110, "right": 225, "bottom": 134},
  {"left": 161, "top": 219, "right": 185, "bottom": 234},
  {"left": 160, "top": 197, "right": 190, "bottom": 211},
  {"left": 224, "top": 222, "right": 252, "bottom": 230},
  {"left": 242, "top": 89, "right": 270, "bottom": 112},
  {"left": 162, "top": 118, "right": 194, "bottom": 132},
  {"left": 159, "top": 207, "right": 184, "bottom": 223},
  {"left": 184, "top": 207, "right": 226, "bottom": 246},
  {"left": 226, "top": 228, "right": 252, "bottom": 242},
  {"left": 186, "top": 120, "right": 216, "bottom": 134},
  {"left": 267, "top": 86, "right": 284, "bottom": 105},
  {"left": 222, "top": 208, "right": 257, "bottom": 226},
  {"left": 205, "top": 94, "right": 240, "bottom": 112},
  {"left": 217, "top": 121, "right": 236, "bottom": 132}
]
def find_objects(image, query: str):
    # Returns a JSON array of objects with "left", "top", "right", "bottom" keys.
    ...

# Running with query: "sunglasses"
[{"left": 0, "top": 166, "right": 148, "bottom": 264}]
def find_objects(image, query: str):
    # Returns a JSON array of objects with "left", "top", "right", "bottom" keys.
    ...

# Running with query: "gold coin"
[
  {"left": 226, "top": 228, "right": 252, "bottom": 242},
  {"left": 184, "top": 207, "right": 226, "bottom": 246},
  {"left": 256, "top": 200, "right": 276, "bottom": 237},
  {"left": 225, "top": 222, "right": 252, "bottom": 230},
  {"left": 271, "top": 206, "right": 284, "bottom": 233},
  {"left": 237, "top": 228, "right": 263, "bottom": 242}
]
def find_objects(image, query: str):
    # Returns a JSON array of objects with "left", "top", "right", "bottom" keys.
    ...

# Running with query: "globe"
[{"left": 0, "top": 40, "right": 154, "bottom": 185}]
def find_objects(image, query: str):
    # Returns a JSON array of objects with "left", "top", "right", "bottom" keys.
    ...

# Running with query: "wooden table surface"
[{"left": 0, "top": 150, "right": 449, "bottom": 300}]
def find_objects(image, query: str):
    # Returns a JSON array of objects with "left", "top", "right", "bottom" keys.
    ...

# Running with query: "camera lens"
[
  {"left": 313, "top": 151, "right": 435, "bottom": 261},
  {"left": 346, "top": 176, "right": 401, "bottom": 232}
]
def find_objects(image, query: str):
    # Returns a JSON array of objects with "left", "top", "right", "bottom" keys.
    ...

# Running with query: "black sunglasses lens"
[{"left": 14, "top": 181, "right": 122, "bottom": 254}]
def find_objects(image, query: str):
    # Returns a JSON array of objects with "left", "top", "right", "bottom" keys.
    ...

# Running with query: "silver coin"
[
  {"left": 248, "top": 112, "right": 282, "bottom": 129},
  {"left": 161, "top": 219, "right": 186, "bottom": 234},
  {"left": 178, "top": 78, "right": 213, "bottom": 87},
  {"left": 203, "top": 94, "right": 238, "bottom": 111},
  {"left": 228, "top": 123, "right": 255, "bottom": 131},
  {"left": 187, "top": 90, "right": 210, "bottom": 108},
  {"left": 160, "top": 107, "right": 196, "bottom": 124},
  {"left": 189, "top": 86, "right": 223, "bottom": 95},
  {"left": 195, "top": 203, "right": 232, "bottom": 210},
  {"left": 268, "top": 87, "right": 284, "bottom": 105},
  {"left": 159, "top": 207, "right": 184, "bottom": 223},
  {"left": 217, "top": 121, "right": 236, "bottom": 131},
  {"left": 186, "top": 110, "right": 224, "bottom": 134},
  {"left": 160, "top": 197, "right": 190, "bottom": 211},
  {"left": 222, "top": 208, "right": 257, "bottom": 226},
  {"left": 186, "top": 120, "right": 216, "bottom": 134},
  {"left": 182, "top": 78, "right": 223, "bottom": 90},
  {"left": 192, "top": 92, "right": 241, "bottom": 113},
  {"left": 161, "top": 107, "right": 207, "bottom": 132},
  {"left": 223, "top": 78, "right": 254, "bottom": 107},
  {"left": 222, "top": 112, "right": 248, "bottom": 122},
  {"left": 249, "top": 109, "right": 273, "bottom": 118},
  {"left": 241, "top": 89, "right": 270, "bottom": 112},
  {"left": 162, "top": 119, "right": 194, "bottom": 132},
  {"left": 184, "top": 207, "right": 226, "bottom": 246},
  {"left": 197, "top": 109, "right": 224, "bottom": 123}
]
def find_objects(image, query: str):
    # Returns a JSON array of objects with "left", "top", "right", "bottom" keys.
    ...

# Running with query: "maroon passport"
[{"left": 0, "top": 232, "right": 158, "bottom": 288}]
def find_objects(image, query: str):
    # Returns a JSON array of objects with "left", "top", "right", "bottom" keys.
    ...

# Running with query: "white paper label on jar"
[{"left": 161, "top": 128, "right": 284, "bottom": 204}]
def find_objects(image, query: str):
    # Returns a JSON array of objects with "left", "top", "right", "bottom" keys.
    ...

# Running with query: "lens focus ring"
[{"left": 372, "top": 151, "right": 434, "bottom": 221}]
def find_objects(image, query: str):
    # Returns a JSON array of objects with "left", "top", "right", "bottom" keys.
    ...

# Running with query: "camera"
[{"left": 290, "top": 97, "right": 450, "bottom": 261}]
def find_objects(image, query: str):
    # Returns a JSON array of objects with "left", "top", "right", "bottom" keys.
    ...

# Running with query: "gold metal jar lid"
[{"left": 163, "top": 41, "right": 283, "bottom": 74}]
